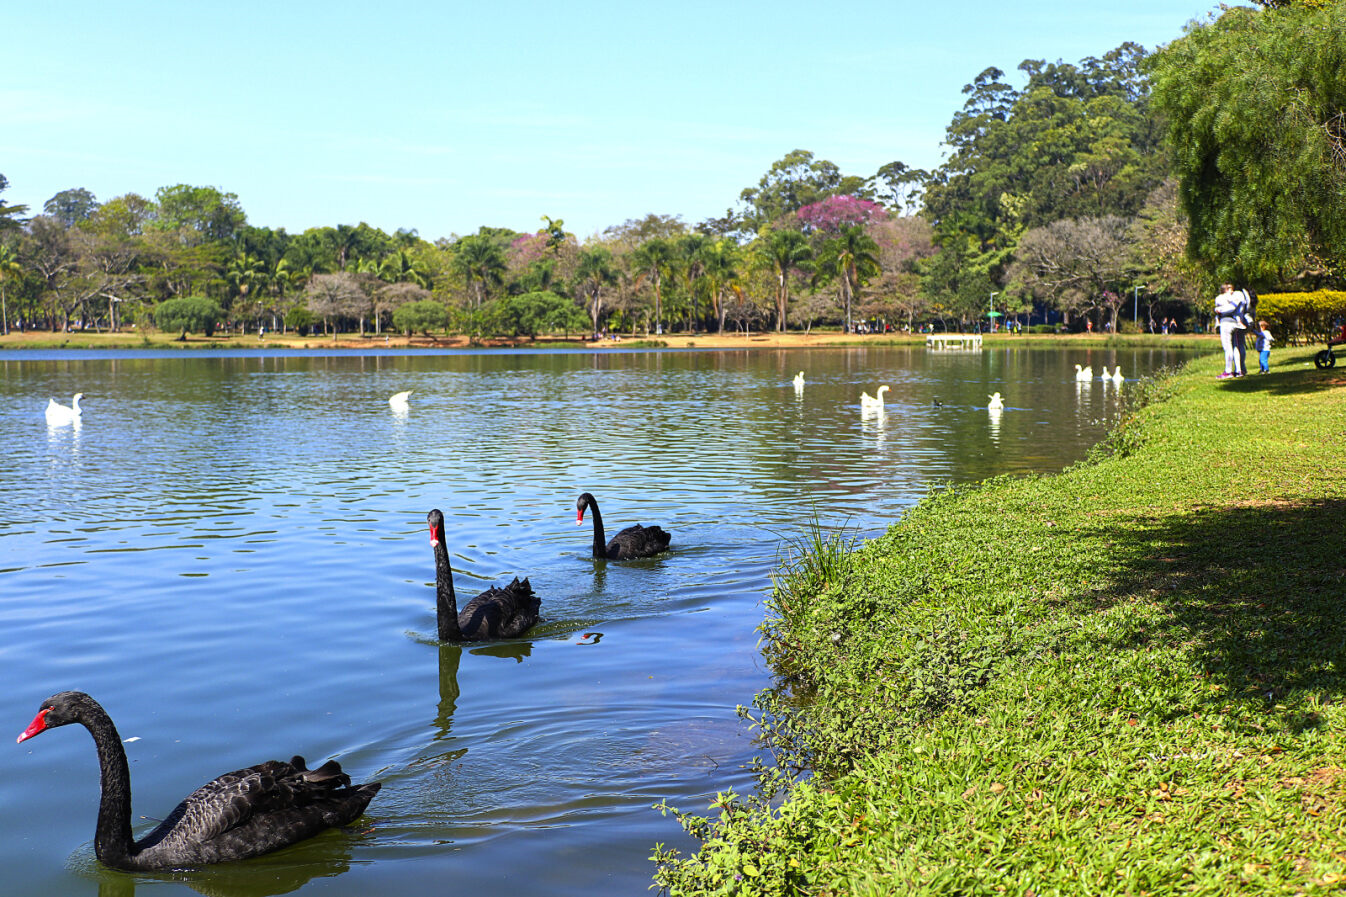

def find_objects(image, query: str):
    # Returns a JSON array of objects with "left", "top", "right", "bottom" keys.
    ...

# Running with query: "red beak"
[
  {"left": 428, "top": 522, "right": 440, "bottom": 547},
  {"left": 576, "top": 509, "right": 584, "bottom": 526},
  {"left": 17, "top": 707, "right": 50, "bottom": 744}
]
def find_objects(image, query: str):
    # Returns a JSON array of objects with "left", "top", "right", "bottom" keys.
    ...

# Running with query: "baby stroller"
[{"left": 1314, "top": 324, "right": 1346, "bottom": 369}]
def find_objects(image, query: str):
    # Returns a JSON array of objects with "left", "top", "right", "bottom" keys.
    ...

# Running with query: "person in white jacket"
[{"left": 1213, "top": 283, "right": 1245, "bottom": 379}]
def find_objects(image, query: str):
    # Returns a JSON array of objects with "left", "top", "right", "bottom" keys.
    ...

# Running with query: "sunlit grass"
[{"left": 654, "top": 347, "right": 1346, "bottom": 896}]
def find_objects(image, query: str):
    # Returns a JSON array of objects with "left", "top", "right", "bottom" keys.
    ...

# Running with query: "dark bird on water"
[
  {"left": 427, "top": 508, "right": 540, "bottom": 641},
  {"left": 576, "top": 492, "right": 671, "bottom": 560},
  {"left": 16, "top": 691, "right": 380, "bottom": 871}
]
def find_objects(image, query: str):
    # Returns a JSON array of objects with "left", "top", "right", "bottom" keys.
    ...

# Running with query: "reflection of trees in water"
[{"left": 95, "top": 839, "right": 354, "bottom": 897}]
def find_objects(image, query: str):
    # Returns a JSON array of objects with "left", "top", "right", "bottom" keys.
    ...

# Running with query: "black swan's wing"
[
  {"left": 459, "top": 577, "right": 540, "bottom": 639},
  {"left": 138, "top": 756, "right": 378, "bottom": 866},
  {"left": 606, "top": 524, "right": 671, "bottom": 559}
]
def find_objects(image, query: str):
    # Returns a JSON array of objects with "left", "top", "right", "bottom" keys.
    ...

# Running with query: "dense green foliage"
[
  {"left": 154, "top": 296, "right": 223, "bottom": 338},
  {"left": 1149, "top": 2, "right": 1346, "bottom": 283},
  {"left": 653, "top": 350, "right": 1346, "bottom": 895},
  {"left": 391, "top": 299, "right": 449, "bottom": 336},
  {"left": 1257, "top": 291, "right": 1346, "bottom": 344}
]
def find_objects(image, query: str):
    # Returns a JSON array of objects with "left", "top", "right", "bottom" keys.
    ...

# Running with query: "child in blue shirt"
[{"left": 1255, "top": 320, "right": 1275, "bottom": 373}]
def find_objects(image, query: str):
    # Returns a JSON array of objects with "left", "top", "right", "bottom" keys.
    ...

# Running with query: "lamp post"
[
  {"left": 990, "top": 292, "right": 998, "bottom": 332},
  {"left": 1133, "top": 284, "right": 1145, "bottom": 326}
]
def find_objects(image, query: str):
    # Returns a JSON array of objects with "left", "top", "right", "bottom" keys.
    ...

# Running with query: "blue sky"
[{"left": 3, "top": 1, "right": 1215, "bottom": 242}]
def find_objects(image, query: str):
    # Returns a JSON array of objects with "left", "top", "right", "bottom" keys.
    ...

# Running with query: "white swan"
[
  {"left": 1074, "top": 364, "right": 1093, "bottom": 382},
  {"left": 792, "top": 372, "right": 805, "bottom": 389},
  {"left": 1098, "top": 367, "right": 1112, "bottom": 383},
  {"left": 388, "top": 390, "right": 412, "bottom": 412},
  {"left": 45, "top": 393, "right": 83, "bottom": 426},
  {"left": 987, "top": 392, "right": 1005, "bottom": 411},
  {"left": 1111, "top": 365, "right": 1124, "bottom": 384},
  {"left": 859, "top": 385, "right": 890, "bottom": 412}
]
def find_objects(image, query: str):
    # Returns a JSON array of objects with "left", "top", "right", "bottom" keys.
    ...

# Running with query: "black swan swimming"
[
  {"left": 16, "top": 691, "right": 380, "bottom": 871},
  {"left": 428, "top": 508, "right": 540, "bottom": 640},
  {"left": 576, "top": 492, "right": 671, "bottom": 560}
]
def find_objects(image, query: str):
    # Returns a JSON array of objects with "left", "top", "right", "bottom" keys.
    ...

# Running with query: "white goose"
[
  {"left": 45, "top": 393, "right": 84, "bottom": 426},
  {"left": 388, "top": 390, "right": 412, "bottom": 412},
  {"left": 1111, "top": 365, "right": 1124, "bottom": 384},
  {"left": 987, "top": 392, "right": 1005, "bottom": 411},
  {"left": 1074, "top": 364, "right": 1093, "bottom": 382},
  {"left": 792, "top": 372, "right": 805, "bottom": 389},
  {"left": 859, "top": 385, "right": 890, "bottom": 412}
]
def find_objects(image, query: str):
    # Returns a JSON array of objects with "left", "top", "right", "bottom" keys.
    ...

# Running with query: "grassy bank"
[{"left": 654, "top": 348, "right": 1346, "bottom": 896}]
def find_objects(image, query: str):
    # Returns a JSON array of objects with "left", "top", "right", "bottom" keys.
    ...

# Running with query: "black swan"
[
  {"left": 428, "top": 508, "right": 540, "bottom": 640},
  {"left": 16, "top": 691, "right": 380, "bottom": 871},
  {"left": 576, "top": 492, "right": 671, "bottom": 560}
]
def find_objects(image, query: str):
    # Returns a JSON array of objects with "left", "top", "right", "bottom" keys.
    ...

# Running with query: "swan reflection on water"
[{"left": 91, "top": 842, "right": 355, "bottom": 897}]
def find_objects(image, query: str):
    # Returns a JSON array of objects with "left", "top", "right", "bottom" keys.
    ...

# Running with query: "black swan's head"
[
  {"left": 576, "top": 493, "right": 596, "bottom": 525},
  {"left": 427, "top": 509, "right": 446, "bottom": 546},
  {"left": 18, "top": 691, "right": 93, "bottom": 743}
]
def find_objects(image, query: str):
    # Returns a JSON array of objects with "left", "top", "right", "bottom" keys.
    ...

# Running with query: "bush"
[
  {"left": 284, "top": 306, "right": 315, "bottom": 334},
  {"left": 486, "top": 291, "right": 586, "bottom": 337},
  {"left": 392, "top": 299, "right": 449, "bottom": 336},
  {"left": 1257, "top": 291, "right": 1346, "bottom": 344},
  {"left": 154, "top": 296, "right": 224, "bottom": 339},
  {"left": 1029, "top": 324, "right": 1058, "bottom": 334}
]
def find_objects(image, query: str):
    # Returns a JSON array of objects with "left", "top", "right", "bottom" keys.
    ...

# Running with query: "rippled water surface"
[{"left": 0, "top": 345, "right": 1200, "bottom": 896}]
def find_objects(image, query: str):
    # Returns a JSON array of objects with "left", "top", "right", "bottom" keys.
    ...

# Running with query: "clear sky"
[{"left": 3, "top": 0, "right": 1215, "bottom": 242}]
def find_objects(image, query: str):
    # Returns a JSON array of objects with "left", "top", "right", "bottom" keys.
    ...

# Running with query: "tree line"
[{"left": 1, "top": 1, "right": 1340, "bottom": 340}]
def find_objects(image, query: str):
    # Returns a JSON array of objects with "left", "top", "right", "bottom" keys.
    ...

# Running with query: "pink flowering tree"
[{"left": 794, "top": 195, "right": 888, "bottom": 235}]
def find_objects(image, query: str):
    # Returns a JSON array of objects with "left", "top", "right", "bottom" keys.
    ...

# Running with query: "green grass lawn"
[{"left": 654, "top": 347, "right": 1346, "bottom": 896}]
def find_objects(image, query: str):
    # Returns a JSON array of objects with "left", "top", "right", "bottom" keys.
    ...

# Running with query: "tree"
[
  {"left": 699, "top": 239, "right": 741, "bottom": 333},
  {"left": 155, "top": 296, "right": 224, "bottom": 338},
  {"left": 154, "top": 184, "right": 246, "bottom": 244},
  {"left": 0, "top": 243, "right": 22, "bottom": 335},
  {"left": 488, "top": 291, "right": 585, "bottom": 338},
  {"left": 1006, "top": 216, "right": 1134, "bottom": 329},
  {"left": 632, "top": 237, "right": 676, "bottom": 334},
  {"left": 1148, "top": 2, "right": 1346, "bottom": 281},
  {"left": 304, "top": 272, "right": 368, "bottom": 336},
  {"left": 0, "top": 174, "right": 29, "bottom": 232},
  {"left": 392, "top": 298, "right": 449, "bottom": 336},
  {"left": 754, "top": 228, "right": 812, "bottom": 332},
  {"left": 574, "top": 245, "right": 618, "bottom": 336},
  {"left": 867, "top": 161, "right": 930, "bottom": 215},
  {"left": 450, "top": 234, "right": 507, "bottom": 308},
  {"left": 818, "top": 225, "right": 880, "bottom": 332},
  {"left": 738, "top": 150, "right": 866, "bottom": 230},
  {"left": 43, "top": 189, "right": 100, "bottom": 227}
]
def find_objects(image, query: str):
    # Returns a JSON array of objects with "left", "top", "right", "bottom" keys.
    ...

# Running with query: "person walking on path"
[
  {"left": 1214, "top": 283, "right": 1246, "bottom": 379},
  {"left": 1255, "top": 320, "right": 1275, "bottom": 373}
]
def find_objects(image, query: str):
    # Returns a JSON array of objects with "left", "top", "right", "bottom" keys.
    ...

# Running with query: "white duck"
[
  {"left": 388, "top": 390, "right": 412, "bottom": 412},
  {"left": 859, "top": 385, "right": 890, "bottom": 412},
  {"left": 987, "top": 392, "right": 1005, "bottom": 411},
  {"left": 1111, "top": 365, "right": 1124, "bottom": 384},
  {"left": 45, "top": 393, "right": 84, "bottom": 426},
  {"left": 1074, "top": 364, "right": 1093, "bottom": 382},
  {"left": 792, "top": 372, "right": 805, "bottom": 389}
]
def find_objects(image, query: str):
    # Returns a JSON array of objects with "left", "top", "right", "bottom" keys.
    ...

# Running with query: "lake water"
[{"left": 0, "top": 344, "right": 1199, "bottom": 896}]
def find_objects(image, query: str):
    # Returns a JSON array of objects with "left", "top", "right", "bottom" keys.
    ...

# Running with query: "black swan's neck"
[
  {"left": 433, "top": 539, "right": 461, "bottom": 641},
  {"left": 587, "top": 501, "right": 606, "bottom": 558},
  {"left": 81, "top": 703, "right": 135, "bottom": 866}
]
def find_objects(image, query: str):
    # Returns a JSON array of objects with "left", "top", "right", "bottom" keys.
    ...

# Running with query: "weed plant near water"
[{"left": 654, "top": 349, "right": 1346, "bottom": 896}]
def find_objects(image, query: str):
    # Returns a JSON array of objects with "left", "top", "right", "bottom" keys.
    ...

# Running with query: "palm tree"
[
  {"left": 450, "top": 235, "right": 506, "bottom": 308},
  {"left": 699, "top": 239, "right": 741, "bottom": 334},
  {"left": 574, "top": 246, "right": 618, "bottom": 336},
  {"left": 0, "top": 243, "right": 22, "bottom": 335},
  {"left": 821, "top": 225, "right": 881, "bottom": 333},
  {"left": 756, "top": 229, "right": 813, "bottom": 332},
  {"left": 378, "top": 249, "right": 429, "bottom": 287},
  {"left": 676, "top": 233, "right": 711, "bottom": 331},
  {"left": 632, "top": 237, "right": 676, "bottom": 334}
]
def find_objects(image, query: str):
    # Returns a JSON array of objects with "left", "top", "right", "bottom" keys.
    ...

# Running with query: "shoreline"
[{"left": 0, "top": 329, "right": 1220, "bottom": 352}]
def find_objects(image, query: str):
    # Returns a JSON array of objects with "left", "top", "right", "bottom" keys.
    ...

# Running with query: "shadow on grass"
[
  {"left": 1214, "top": 363, "right": 1346, "bottom": 395},
  {"left": 1074, "top": 498, "right": 1346, "bottom": 730}
]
